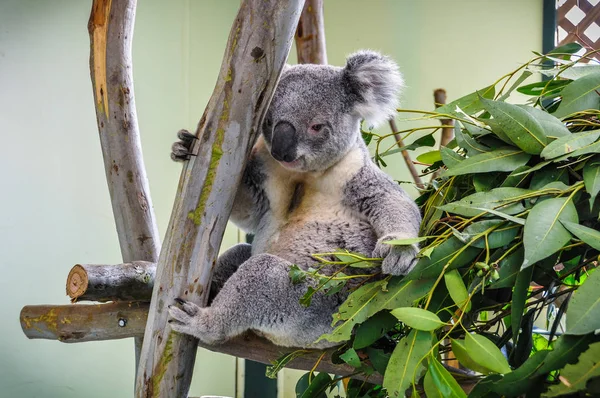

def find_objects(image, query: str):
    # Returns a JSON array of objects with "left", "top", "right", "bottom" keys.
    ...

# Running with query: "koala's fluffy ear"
[{"left": 343, "top": 50, "right": 403, "bottom": 127}]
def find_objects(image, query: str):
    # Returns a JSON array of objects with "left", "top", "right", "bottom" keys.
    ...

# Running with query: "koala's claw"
[
  {"left": 373, "top": 233, "right": 419, "bottom": 276},
  {"left": 171, "top": 129, "right": 198, "bottom": 162}
]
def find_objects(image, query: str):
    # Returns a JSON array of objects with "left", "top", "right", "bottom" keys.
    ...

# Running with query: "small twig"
[{"left": 389, "top": 118, "right": 425, "bottom": 189}]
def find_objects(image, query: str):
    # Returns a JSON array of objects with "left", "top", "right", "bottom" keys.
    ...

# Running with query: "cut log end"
[{"left": 66, "top": 264, "right": 88, "bottom": 302}]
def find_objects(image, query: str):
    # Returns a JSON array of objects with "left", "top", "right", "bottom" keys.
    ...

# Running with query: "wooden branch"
[
  {"left": 20, "top": 303, "right": 149, "bottom": 343},
  {"left": 66, "top": 262, "right": 155, "bottom": 302},
  {"left": 87, "top": 0, "right": 160, "bottom": 370},
  {"left": 389, "top": 119, "right": 425, "bottom": 189},
  {"left": 135, "top": 1, "right": 304, "bottom": 396},
  {"left": 20, "top": 303, "right": 380, "bottom": 383},
  {"left": 295, "top": 0, "right": 327, "bottom": 64},
  {"left": 431, "top": 89, "right": 454, "bottom": 181}
]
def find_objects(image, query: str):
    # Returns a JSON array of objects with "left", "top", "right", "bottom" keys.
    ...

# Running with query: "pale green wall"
[{"left": 0, "top": 1, "right": 542, "bottom": 397}]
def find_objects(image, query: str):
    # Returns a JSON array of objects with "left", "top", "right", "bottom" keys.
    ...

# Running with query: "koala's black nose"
[{"left": 271, "top": 121, "right": 297, "bottom": 163}]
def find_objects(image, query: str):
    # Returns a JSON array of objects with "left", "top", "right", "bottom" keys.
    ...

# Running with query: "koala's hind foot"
[
  {"left": 372, "top": 233, "right": 419, "bottom": 276},
  {"left": 171, "top": 129, "right": 197, "bottom": 161},
  {"left": 168, "top": 253, "right": 341, "bottom": 349}
]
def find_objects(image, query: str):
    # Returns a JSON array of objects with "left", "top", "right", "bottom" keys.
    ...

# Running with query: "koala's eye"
[{"left": 310, "top": 124, "right": 325, "bottom": 132}]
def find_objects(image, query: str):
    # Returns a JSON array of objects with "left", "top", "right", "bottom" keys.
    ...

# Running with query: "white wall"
[{"left": 0, "top": 1, "right": 543, "bottom": 397}]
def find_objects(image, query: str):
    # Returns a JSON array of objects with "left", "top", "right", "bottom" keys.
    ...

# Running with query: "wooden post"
[
  {"left": 87, "top": 0, "right": 160, "bottom": 372},
  {"left": 295, "top": 0, "right": 327, "bottom": 65},
  {"left": 431, "top": 88, "right": 454, "bottom": 181},
  {"left": 135, "top": 1, "right": 304, "bottom": 396}
]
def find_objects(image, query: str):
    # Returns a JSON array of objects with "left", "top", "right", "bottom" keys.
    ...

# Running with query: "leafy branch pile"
[{"left": 291, "top": 44, "right": 600, "bottom": 397}]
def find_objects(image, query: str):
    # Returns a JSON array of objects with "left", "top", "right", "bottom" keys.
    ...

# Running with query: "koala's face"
[{"left": 261, "top": 51, "right": 403, "bottom": 172}]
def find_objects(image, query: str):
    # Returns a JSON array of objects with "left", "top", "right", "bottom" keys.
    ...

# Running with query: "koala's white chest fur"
[{"left": 251, "top": 141, "right": 367, "bottom": 260}]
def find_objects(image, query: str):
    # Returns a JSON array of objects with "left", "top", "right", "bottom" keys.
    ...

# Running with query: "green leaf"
[
  {"left": 517, "top": 105, "right": 571, "bottom": 138},
  {"left": 584, "top": 159, "right": 600, "bottom": 209},
  {"left": 517, "top": 79, "right": 571, "bottom": 96},
  {"left": 451, "top": 339, "right": 492, "bottom": 374},
  {"left": 441, "top": 146, "right": 464, "bottom": 168},
  {"left": 298, "top": 372, "right": 332, "bottom": 398},
  {"left": 289, "top": 264, "right": 307, "bottom": 284},
  {"left": 550, "top": 42, "right": 584, "bottom": 54},
  {"left": 522, "top": 197, "right": 579, "bottom": 268},
  {"left": 381, "top": 134, "right": 436, "bottom": 158},
  {"left": 465, "top": 333, "right": 511, "bottom": 374},
  {"left": 383, "top": 236, "right": 428, "bottom": 246},
  {"left": 489, "top": 246, "right": 524, "bottom": 289},
  {"left": 539, "top": 64, "right": 600, "bottom": 80},
  {"left": 435, "top": 85, "right": 496, "bottom": 116},
  {"left": 444, "top": 269, "right": 471, "bottom": 312},
  {"left": 366, "top": 347, "right": 391, "bottom": 375},
  {"left": 438, "top": 187, "right": 532, "bottom": 218},
  {"left": 455, "top": 122, "right": 490, "bottom": 155},
  {"left": 407, "top": 237, "right": 480, "bottom": 280},
  {"left": 545, "top": 342, "right": 600, "bottom": 397},
  {"left": 463, "top": 220, "right": 519, "bottom": 249},
  {"left": 390, "top": 307, "right": 445, "bottom": 331},
  {"left": 562, "top": 221, "right": 600, "bottom": 251},
  {"left": 340, "top": 348, "right": 362, "bottom": 368},
  {"left": 497, "top": 71, "right": 533, "bottom": 101},
  {"left": 267, "top": 349, "right": 310, "bottom": 378},
  {"left": 565, "top": 268, "right": 600, "bottom": 335},
  {"left": 319, "top": 280, "right": 387, "bottom": 344},
  {"left": 540, "top": 129, "right": 600, "bottom": 159},
  {"left": 481, "top": 98, "right": 548, "bottom": 154},
  {"left": 501, "top": 166, "right": 532, "bottom": 187},
  {"left": 417, "top": 150, "right": 442, "bottom": 164},
  {"left": 353, "top": 311, "right": 397, "bottom": 349},
  {"left": 383, "top": 330, "right": 432, "bottom": 397},
  {"left": 424, "top": 357, "right": 467, "bottom": 398},
  {"left": 529, "top": 167, "right": 569, "bottom": 191},
  {"left": 511, "top": 266, "right": 533, "bottom": 344},
  {"left": 473, "top": 173, "right": 503, "bottom": 192},
  {"left": 443, "top": 147, "right": 531, "bottom": 177},
  {"left": 367, "top": 277, "right": 435, "bottom": 317},
  {"left": 554, "top": 71, "right": 600, "bottom": 118}
]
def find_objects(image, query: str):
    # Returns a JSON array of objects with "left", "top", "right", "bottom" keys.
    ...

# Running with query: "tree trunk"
[
  {"left": 295, "top": 0, "right": 327, "bottom": 65},
  {"left": 66, "top": 262, "right": 156, "bottom": 302},
  {"left": 431, "top": 89, "right": 454, "bottom": 181},
  {"left": 134, "top": 1, "right": 304, "bottom": 396},
  {"left": 87, "top": 0, "right": 160, "bottom": 372}
]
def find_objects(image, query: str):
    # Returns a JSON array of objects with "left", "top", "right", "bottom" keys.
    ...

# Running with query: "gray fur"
[{"left": 169, "top": 50, "right": 420, "bottom": 348}]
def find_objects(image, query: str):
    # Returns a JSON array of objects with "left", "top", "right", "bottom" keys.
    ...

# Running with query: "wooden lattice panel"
[{"left": 557, "top": 0, "right": 600, "bottom": 54}]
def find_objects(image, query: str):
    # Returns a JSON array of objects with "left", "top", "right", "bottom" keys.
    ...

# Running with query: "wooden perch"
[
  {"left": 20, "top": 303, "right": 380, "bottom": 384},
  {"left": 87, "top": 0, "right": 160, "bottom": 369},
  {"left": 431, "top": 89, "right": 454, "bottom": 181},
  {"left": 66, "top": 262, "right": 155, "bottom": 302},
  {"left": 20, "top": 303, "right": 148, "bottom": 343},
  {"left": 135, "top": 1, "right": 304, "bottom": 396},
  {"left": 295, "top": 0, "right": 327, "bottom": 65}
]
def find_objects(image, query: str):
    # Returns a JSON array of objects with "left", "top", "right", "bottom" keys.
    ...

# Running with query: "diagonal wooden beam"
[{"left": 134, "top": 1, "right": 304, "bottom": 396}]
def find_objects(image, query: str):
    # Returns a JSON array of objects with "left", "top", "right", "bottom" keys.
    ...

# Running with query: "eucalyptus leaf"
[
  {"left": 517, "top": 79, "right": 571, "bottom": 96},
  {"left": 407, "top": 237, "right": 480, "bottom": 280},
  {"left": 522, "top": 197, "right": 578, "bottom": 269},
  {"left": 538, "top": 64, "right": 600, "bottom": 80},
  {"left": 367, "top": 277, "right": 435, "bottom": 318},
  {"left": 511, "top": 266, "right": 533, "bottom": 345},
  {"left": 540, "top": 129, "right": 600, "bottom": 159},
  {"left": 501, "top": 166, "right": 532, "bottom": 187},
  {"left": 438, "top": 187, "right": 532, "bottom": 218},
  {"left": 561, "top": 221, "right": 600, "bottom": 251},
  {"left": 353, "top": 311, "right": 398, "bottom": 349},
  {"left": 444, "top": 269, "right": 471, "bottom": 312},
  {"left": 435, "top": 85, "right": 496, "bottom": 115},
  {"left": 383, "top": 236, "right": 428, "bottom": 246},
  {"left": 465, "top": 333, "right": 511, "bottom": 374},
  {"left": 489, "top": 247, "right": 524, "bottom": 289},
  {"left": 554, "top": 71, "right": 600, "bottom": 118},
  {"left": 417, "top": 150, "right": 442, "bottom": 164},
  {"left": 443, "top": 147, "right": 531, "bottom": 177},
  {"left": 455, "top": 122, "right": 490, "bottom": 155},
  {"left": 424, "top": 358, "right": 467, "bottom": 398},
  {"left": 583, "top": 159, "right": 600, "bottom": 209},
  {"left": 451, "top": 338, "right": 492, "bottom": 374},
  {"left": 529, "top": 167, "right": 569, "bottom": 190},
  {"left": 463, "top": 220, "right": 519, "bottom": 249},
  {"left": 298, "top": 372, "right": 332, "bottom": 398},
  {"left": 545, "top": 342, "right": 600, "bottom": 397},
  {"left": 366, "top": 347, "right": 390, "bottom": 375},
  {"left": 565, "top": 267, "right": 600, "bottom": 335},
  {"left": 340, "top": 348, "right": 362, "bottom": 368},
  {"left": 517, "top": 105, "right": 571, "bottom": 138},
  {"left": 440, "top": 146, "right": 464, "bottom": 168},
  {"left": 481, "top": 98, "right": 548, "bottom": 154},
  {"left": 390, "top": 307, "right": 445, "bottom": 331},
  {"left": 383, "top": 330, "right": 432, "bottom": 397},
  {"left": 497, "top": 71, "right": 533, "bottom": 101}
]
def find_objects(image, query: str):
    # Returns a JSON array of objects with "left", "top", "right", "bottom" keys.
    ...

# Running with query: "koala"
[{"left": 168, "top": 50, "right": 421, "bottom": 349}]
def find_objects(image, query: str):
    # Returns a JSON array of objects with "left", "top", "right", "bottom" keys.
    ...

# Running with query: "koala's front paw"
[
  {"left": 171, "top": 129, "right": 197, "bottom": 162},
  {"left": 168, "top": 298, "right": 223, "bottom": 344},
  {"left": 372, "top": 233, "right": 419, "bottom": 276}
]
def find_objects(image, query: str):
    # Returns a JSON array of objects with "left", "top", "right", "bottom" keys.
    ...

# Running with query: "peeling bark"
[
  {"left": 134, "top": 1, "right": 304, "bottom": 397},
  {"left": 295, "top": 0, "right": 327, "bottom": 65}
]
